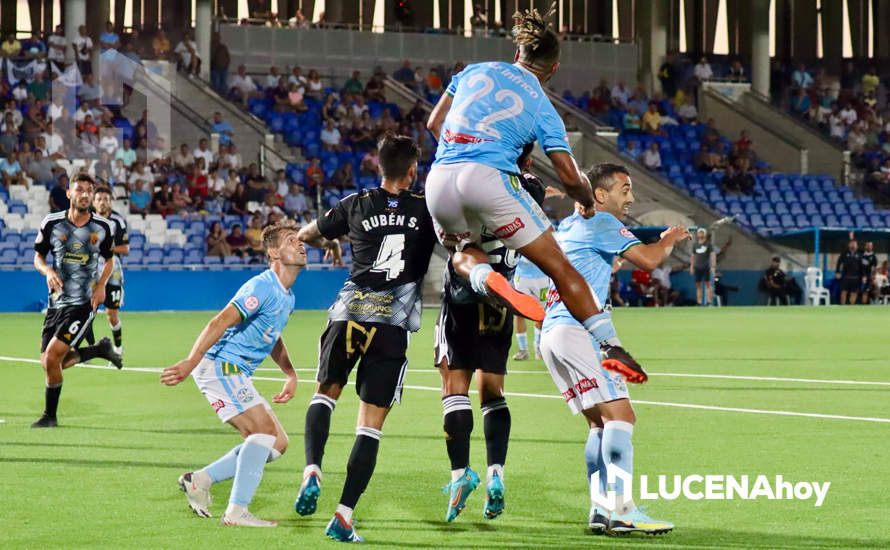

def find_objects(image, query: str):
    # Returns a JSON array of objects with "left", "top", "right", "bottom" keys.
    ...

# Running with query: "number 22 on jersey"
[{"left": 449, "top": 73, "right": 524, "bottom": 140}]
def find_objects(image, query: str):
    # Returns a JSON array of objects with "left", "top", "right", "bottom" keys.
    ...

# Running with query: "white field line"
[{"left": 2, "top": 356, "right": 889, "bottom": 424}]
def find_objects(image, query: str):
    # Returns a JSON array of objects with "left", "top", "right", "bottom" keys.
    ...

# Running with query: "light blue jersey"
[
  {"left": 514, "top": 255, "right": 547, "bottom": 279},
  {"left": 206, "top": 269, "right": 295, "bottom": 376},
  {"left": 433, "top": 62, "right": 571, "bottom": 174},
  {"left": 542, "top": 212, "right": 641, "bottom": 332}
]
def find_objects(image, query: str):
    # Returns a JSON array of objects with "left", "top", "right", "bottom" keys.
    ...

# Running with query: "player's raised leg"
[
  {"left": 478, "top": 373, "right": 509, "bottom": 520},
  {"left": 438, "top": 362, "right": 479, "bottom": 523}
]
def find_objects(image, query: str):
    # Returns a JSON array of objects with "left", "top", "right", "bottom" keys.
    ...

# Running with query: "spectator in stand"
[
  {"left": 115, "top": 138, "right": 136, "bottom": 168},
  {"left": 244, "top": 163, "right": 271, "bottom": 201},
  {"left": 172, "top": 143, "right": 194, "bottom": 172},
  {"left": 229, "top": 65, "right": 260, "bottom": 106},
  {"left": 221, "top": 143, "right": 242, "bottom": 175},
  {"left": 208, "top": 166, "right": 226, "bottom": 197},
  {"left": 360, "top": 148, "right": 380, "bottom": 176},
  {"left": 622, "top": 106, "right": 641, "bottom": 132},
  {"left": 728, "top": 60, "right": 745, "bottom": 82},
  {"left": 624, "top": 139, "right": 642, "bottom": 162},
  {"left": 1, "top": 34, "right": 21, "bottom": 59},
  {"left": 172, "top": 183, "right": 193, "bottom": 211},
  {"left": 265, "top": 66, "right": 282, "bottom": 88},
  {"left": 100, "top": 21, "right": 120, "bottom": 50},
  {"left": 288, "top": 66, "right": 307, "bottom": 89},
  {"left": 128, "top": 160, "right": 154, "bottom": 190},
  {"left": 791, "top": 63, "right": 814, "bottom": 91},
  {"left": 320, "top": 120, "right": 344, "bottom": 152},
  {"left": 692, "top": 142, "right": 718, "bottom": 172},
  {"left": 330, "top": 162, "right": 355, "bottom": 191},
  {"left": 129, "top": 180, "right": 152, "bottom": 216},
  {"left": 346, "top": 120, "right": 374, "bottom": 152},
  {"left": 210, "top": 111, "right": 234, "bottom": 146},
  {"left": 836, "top": 239, "right": 863, "bottom": 305},
  {"left": 694, "top": 57, "right": 713, "bottom": 82},
  {"left": 364, "top": 74, "right": 386, "bottom": 102},
  {"left": 861, "top": 67, "right": 880, "bottom": 96},
  {"left": 392, "top": 60, "right": 415, "bottom": 89},
  {"left": 47, "top": 25, "right": 67, "bottom": 70},
  {"left": 193, "top": 138, "right": 215, "bottom": 168},
  {"left": 152, "top": 181, "right": 173, "bottom": 216},
  {"left": 228, "top": 183, "right": 249, "bottom": 215},
  {"left": 26, "top": 149, "right": 57, "bottom": 187},
  {"left": 206, "top": 221, "right": 231, "bottom": 258},
  {"left": 847, "top": 123, "right": 867, "bottom": 156},
  {"left": 828, "top": 105, "right": 846, "bottom": 140},
  {"left": 71, "top": 25, "right": 93, "bottom": 74},
  {"left": 790, "top": 88, "right": 811, "bottom": 117},
  {"left": 642, "top": 142, "right": 662, "bottom": 171},
  {"left": 405, "top": 99, "right": 426, "bottom": 124},
  {"left": 245, "top": 214, "right": 265, "bottom": 260},
  {"left": 0, "top": 151, "right": 26, "bottom": 187},
  {"left": 210, "top": 33, "right": 230, "bottom": 93},
  {"left": 413, "top": 66, "right": 427, "bottom": 94},
  {"left": 174, "top": 31, "right": 201, "bottom": 76},
  {"left": 186, "top": 164, "right": 209, "bottom": 204},
  {"left": 152, "top": 28, "right": 171, "bottom": 59},
  {"left": 642, "top": 103, "right": 664, "bottom": 135},
  {"left": 839, "top": 102, "right": 858, "bottom": 128},
  {"left": 732, "top": 130, "right": 754, "bottom": 170},
  {"left": 586, "top": 87, "right": 608, "bottom": 115},
  {"left": 426, "top": 68, "right": 444, "bottom": 96},
  {"left": 284, "top": 184, "right": 309, "bottom": 218},
  {"left": 677, "top": 96, "right": 698, "bottom": 124},
  {"left": 305, "top": 69, "right": 324, "bottom": 100},
  {"left": 343, "top": 70, "right": 364, "bottom": 96},
  {"left": 269, "top": 169, "right": 288, "bottom": 198},
  {"left": 628, "top": 87, "right": 649, "bottom": 116},
  {"left": 0, "top": 125, "right": 17, "bottom": 156},
  {"left": 226, "top": 223, "right": 249, "bottom": 258},
  {"left": 610, "top": 80, "right": 629, "bottom": 108},
  {"left": 304, "top": 157, "right": 325, "bottom": 191}
]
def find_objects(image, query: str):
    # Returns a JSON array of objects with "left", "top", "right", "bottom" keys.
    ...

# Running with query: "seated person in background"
[
  {"left": 622, "top": 106, "right": 641, "bottom": 132},
  {"left": 152, "top": 181, "right": 173, "bottom": 216},
  {"left": 759, "top": 256, "right": 787, "bottom": 304},
  {"left": 330, "top": 162, "right": 355, "bottom": 191},
  {"left": 360, "top": 148, "right": 379, "bottom": 176},
  {"left": 630, "top": 268, "right": 657, "bottom": 306},
  {"left": 245, "top": 214, "right": 265, "bottom": 260},
  {"left": 225, "top": 223, "right": 249, "bottom": 258},
  {"left": 304, "top": 157, "right": 325, "bottom": 191},
  {"left": 364, "top": 75, "right": 386, "bottom": 102},
  {"left": 205, "top": 221, "right": 231, "bottom": 258},
  {"left": 650, "top": 260, "right": 683, "bottom": 306},
  {"left": 642, "top": 142, "right": 662, "bottom": 170},
  {"left": 624, "top": 140, "right": 642, "bottom": 162},
  {"left": 320, "top": 120, "right": 344, "bottom": 152},
  {"left": 152, "top": 29, "right": 171, "bottom": 59},
  {"left": 694, "top": 143, "right": 717, "bottom": 172},
  {"left": 735, "top": 164, "right": 756, "bottom": 195},
  {"left": 641, "top": 103, "right": 664, "bottom": 135},
  {"left": 129, "top": 180, "right": 152, "bottom": 216}
]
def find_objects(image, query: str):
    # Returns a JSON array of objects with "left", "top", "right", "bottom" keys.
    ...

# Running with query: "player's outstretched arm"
[
  {"left": 297, "top": 221, "right": 341, "bottom": 262},
  {"left": 622, "top": 225, "right": 691, "bottom": 271},
  {"left": 427, "top": 93, "right": 453, "bottom": 141},
  {"left": 269, "top": 337, "right": 297, "bottom": 403},
  {"left": 160, "top": 304, "right": 242, "bottom": 386},
  {"left": 547, "top": 151, "right": 594, "bottom": 213}
]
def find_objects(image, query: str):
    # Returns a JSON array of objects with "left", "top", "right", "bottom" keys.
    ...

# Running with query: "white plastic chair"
[{"left": 805, "top": 267, "right": 831, "bottom": 306}]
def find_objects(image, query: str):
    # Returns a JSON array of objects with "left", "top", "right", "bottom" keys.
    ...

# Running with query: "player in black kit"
[
  {"left": 435, "top": 143, "right": 547, "bottom": 523},
  {"left": 294, "top": 134, "right": 437, "bottom": 543},
  {"left": 31, "top": 175, "right": 123, "bottom": 428},
  {"left": 836, "top": 239, "right": 863, "bottom": 305}
]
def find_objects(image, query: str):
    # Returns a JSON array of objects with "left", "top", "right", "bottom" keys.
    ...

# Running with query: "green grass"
[{"left": 1, "top": 307, "right": 888, "bottom": 549}]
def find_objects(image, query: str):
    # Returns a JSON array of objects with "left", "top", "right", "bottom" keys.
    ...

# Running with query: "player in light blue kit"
[
  {"left": 426, "top": 6, "right": 605, "bottom": 337},
  {"left": 511, "top": 255, "right": 548, "bottom": 359},
  {"left": 540, "top": 163, "right": 689, "bottom": 536},
  {"left": 161, "top": 220, "right": 306, "bottom": 527}
]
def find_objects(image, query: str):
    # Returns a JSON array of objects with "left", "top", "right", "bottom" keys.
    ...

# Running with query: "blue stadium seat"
[
  {"left": 848, "top": 203, "right": 863, "bottom": 215},
  {"left": 306, "top": 248, "right": 323, "bottom": 263},
  {"left": 223, "top": 255, "right": 243, "bottom": 265},
  {"left": 744, "top": 202, "right": 759, "bottom": 215},
  {"left": 825, "top": 214, "right": 840, "bottom": 226},
  {"left": 3, "top": 233, "right": 22, "bottom": 245},
  {"left": 203, "top": 256, "right": 221, "bottom": 265},
  {"left": 765, "top": 214, "right": 780, "bottom": 228},
  {"left": 795, "top": 214, "right": 810, "bottom": 228},
  {"left": 819, "top": 203, "right": 833, "bottom": 216},
  {"left": 129, "top": 234, "right": 145, "bottom": 250},
  {"left": 758, "top": 202, "right": 775, "bottom": 215},
  {"left": 18, "top": 248, "right": 35, "bottom": 264},
  {"left": 728, "top": 202, "right": 744, "bottom": 216},
  {"left": 774, "top": 203, "right": 789, "bottom": 215},
  {"left": 810, "top": 214, "right": 824, "bottom": 226},
  {"left": 782, "top": 190, "right": 797, "bottom": 203},
  {"left": 125, "top": 249, "right": 143, "bottom": 264},
  {"left": 163, "top": 250, "right": 185, "bottom": 264},
  {"left": 780, "top": 214, "right": 795, "bottom": 229},
  {"left": 168, "top": 220, "right": 186, "bottom": 232},
  {"left": 833, "top": 203, "right": 848, "bottom": 215},
  {"left": 712, "top": 200, "right": 728, "bottom": 213},
  {"left": 855, "top": 215, "right": 869, "bottom": 227},
  {"left": 868, "top": 214, "right": 885, "bottom": 227},
  {"left": 9, "top": 204, "right": 27, "bottom": 216},
  {"left": 768, "top": 190, "right": 782, "bottom": 203},
  {"left": 839, "top": 215, "right": 854, "bottom": 227},
  {"left": 184, "top": 249, "right": 204, "bottom": 264},
  {"left": 749, "top": 214, "right": 764, "bottom": 227},
  {"left": 0, "top": 241, "right": 15, "bottom": 252},
  {"left": 188, "top": 221, "right": 206, "bottom": 235},
  {"left": 789, "top": 202, "right": 804, "bottom": 215}
]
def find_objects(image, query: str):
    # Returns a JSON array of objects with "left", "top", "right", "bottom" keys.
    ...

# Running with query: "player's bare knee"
[
  {"left": 316, "top": 382, "right": 343, "bottom": 400},
  {"left": 274, "top": 432, "right": 289, "bottom": 455}
]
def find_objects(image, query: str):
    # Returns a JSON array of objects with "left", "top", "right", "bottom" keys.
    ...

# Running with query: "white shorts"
[
  {"left": 540, "top": 324, "right": 629, "bottom": 415},
  {"left": 513, "top": 275, "right": 550, "bottom": 306},
  {"left": 425, "top": 162, "right": 551, "bottom": 251},
  {"left": 192, "top": 357, "right": 270, "bottom": 423}
]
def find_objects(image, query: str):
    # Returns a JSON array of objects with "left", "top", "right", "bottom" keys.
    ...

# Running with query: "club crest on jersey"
[
  {"left": 244, "top": 296, "right": 259, "bottom": 311},
  {"left": 237, "top": 388, "right": 255, "bottom": 403},
  {"left": 494, "top": 217, "right": 525, "bottom": 239},
  {"left": 90, "top": 232, "right": 99, "bottom": 245},
  {"left": 619, "top": 227, "right": 635, "bottom": 239},
  {"left": 387, "top": 199, "right": 399, "bottom": 209}
]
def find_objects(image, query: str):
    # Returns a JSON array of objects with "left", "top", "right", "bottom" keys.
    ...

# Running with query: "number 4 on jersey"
[{"left": 371, "top": 234, "right": 406, "bottom": 280}]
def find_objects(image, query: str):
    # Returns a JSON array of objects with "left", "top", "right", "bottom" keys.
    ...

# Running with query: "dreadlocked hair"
[{"left": 513, "top": 2, "right": 560, "bottom": 68}]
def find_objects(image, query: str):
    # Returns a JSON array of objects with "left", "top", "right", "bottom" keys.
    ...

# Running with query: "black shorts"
[
  {"left": 693, "top": 268, "right": 711, "bottom": 283},
  {"left": 316, "top": 320, "right": 409, "bottom": 408},
  {"left": 41, "top": 303, "right": 96, "bottom": 352},
  {"left": 434, "top": 300, "right": 513, "bottom": 375},
  {"left": 104, "top": 283, "right": 124, "bottom": 309},
  {"left": 841, "top": 277, "right": 861, "bottom": 293}
]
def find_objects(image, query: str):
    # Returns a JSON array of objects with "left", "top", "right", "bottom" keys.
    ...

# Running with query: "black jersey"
[
  {"left": 442, "top": 172, "right": 544, "bottom": 305},
  {"left": 317, "top": 187, "right": 436, "bottom": 331},
  {"left": 860, "top": 251, "right": 877, "bottom": 279},
  {"left": 836, "top": 250, "right": 862, "bottom": 279},
  {"left": 34, "top": 211, "right": 114, "bottom": 308},
  {"left": 104, "top": 210, "right": 129, "bottom": 286}
]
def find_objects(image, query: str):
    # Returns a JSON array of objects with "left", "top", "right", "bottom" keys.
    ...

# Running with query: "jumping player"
[
  {"left": 425, "top": 5, "right": 606, "bottom": 339},
  {"left": 540, "top": 163, "right": 689, "bottom": 535},
  {"left": 161, "top": 219, "right": 304, "bottom": 527},
  {"left": 32, "top": 174, "right": 122, "bottom": 428},
  {"left": 92, "top": 187, "right": 129, "bottom": 356},
  {"left": 434, "top": 145, "right": 547, "bottom": 523},
  {"left": 294, "top": 135, "right": 437, "bottom": 543}
]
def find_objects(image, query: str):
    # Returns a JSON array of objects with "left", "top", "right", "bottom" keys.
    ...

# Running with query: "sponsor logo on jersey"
[
  {"left": 494, "top": 217, "right": 525, "bottom": 239},
  {"left": 619, "top": 227, "right": 635, "bottom": 239},
  {"left": 62, "top": 251, "right": 90, "bottom": 264},
  {"left": 387, "top": 199, "right": 399, "bottom": 209},
  {"left": 58, "top": 232, "right": 68, "bottom": 242},
  {"left": 73, "top": 242, "right": 83, "bottom": 250},
  {"left": 211, "top": 399, "right": 226, "bottom": 412},
  {"left": 562, "top": 387, "right": 577, "bottom": 400},
  {"left": 244, "top": 295, "right": 259, "bottom": 311},
  {"left": 545, "top": 288, "right": 562, "bottom": 308},
  {"left": 236, "top": 387, "right": 255, "bottom": 403},
  {"left": 576, "top": 377, "right": 598, "bottom": 393},
  {"left": 442, "top": 129, "right": 492, "bottom": 144}
]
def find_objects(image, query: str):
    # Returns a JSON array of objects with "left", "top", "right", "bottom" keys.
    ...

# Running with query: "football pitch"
[{"left": 1, "top": 307, "right": 888, "bottom": 549}]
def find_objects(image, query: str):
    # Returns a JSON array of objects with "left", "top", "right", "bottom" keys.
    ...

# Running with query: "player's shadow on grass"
[{"left": 1, "top": 457, "right": 196, "bottom": 470}]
